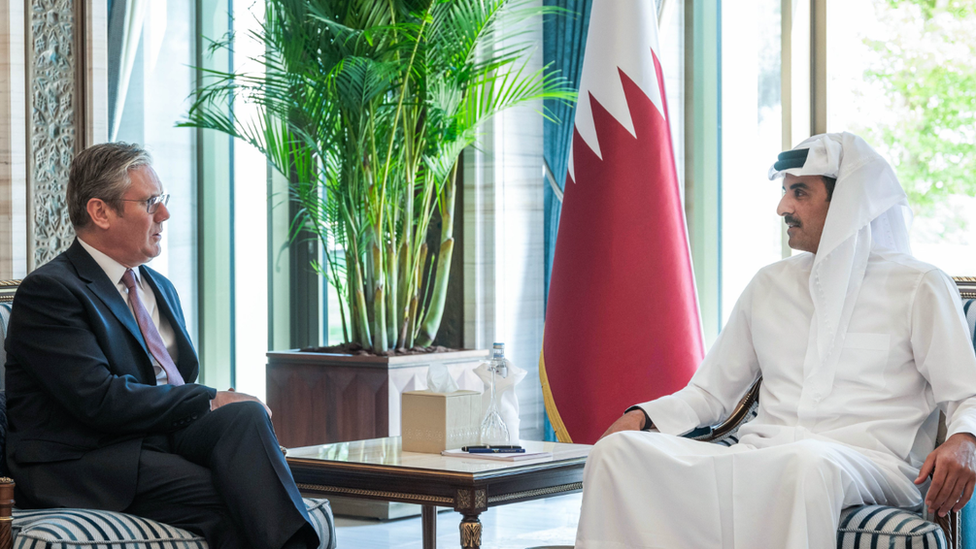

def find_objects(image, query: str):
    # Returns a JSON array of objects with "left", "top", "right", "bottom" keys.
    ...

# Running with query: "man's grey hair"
[{"left": 67, "top": 142, "right": 153, "bottom": 230}]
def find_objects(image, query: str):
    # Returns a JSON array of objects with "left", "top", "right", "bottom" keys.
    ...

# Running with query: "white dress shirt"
[{"left": 78, "top": 238, "right": 179, "bottom": 384}]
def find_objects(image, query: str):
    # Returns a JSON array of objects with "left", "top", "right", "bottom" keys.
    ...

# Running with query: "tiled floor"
[{"left": 333, "top": 493, "right": 582, "bottom": 549}]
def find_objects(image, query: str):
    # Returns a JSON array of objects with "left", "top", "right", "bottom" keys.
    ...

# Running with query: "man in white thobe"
[{"left": 575, "top": 132, "right": 976, "bottom": 549}]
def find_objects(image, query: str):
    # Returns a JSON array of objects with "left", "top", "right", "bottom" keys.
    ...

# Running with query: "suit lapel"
[
  {"left": 65, "top": 241, "right": 151, "bottom": 359},
  {"left": 140, "top": 266, "right": 198, "bottom": 383},
  {"left": 140, "top": 267, "right": 191, "bottom": 347}
]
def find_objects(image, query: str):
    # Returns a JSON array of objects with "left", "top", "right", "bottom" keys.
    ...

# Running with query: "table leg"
[
  {"left": 459, "top": 513, "right": 482, "bottom": 549},
  {"left": 422, "top": 505, "right": 437, "bottom": 549}
]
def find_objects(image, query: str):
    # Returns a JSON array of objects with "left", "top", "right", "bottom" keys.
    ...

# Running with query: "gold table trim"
[
  {"left": 296, "top": 483, "right": 454, "bottom": 506},
  {"left": 487, "top": 482, "right": 583, "bottom": 505}
]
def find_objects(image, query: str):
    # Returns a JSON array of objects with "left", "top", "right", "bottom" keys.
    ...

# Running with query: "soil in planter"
[{"left": 299, "top": 342, "right": 464, "bottom": 357}]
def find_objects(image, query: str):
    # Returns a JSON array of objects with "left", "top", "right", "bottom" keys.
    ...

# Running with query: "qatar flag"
[{"left": 540, "top": 0, "right": 704, "bottom": 444}]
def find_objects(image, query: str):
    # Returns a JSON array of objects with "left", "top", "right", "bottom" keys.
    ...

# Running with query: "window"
[
  {"left": 232, "top": 0, "right": 271, "bottom": 398},
  {"left": 720, "top": 0, "right": 784, "bottom": 323},
  {"left": 109, "top": 0, "right": 198, "bottom": 338},
  {"left": 826, "top": 0, "right": 976, "bottom": 275},
  {"left": 109, "top": 0, "right": 288, "bottom": 397}
]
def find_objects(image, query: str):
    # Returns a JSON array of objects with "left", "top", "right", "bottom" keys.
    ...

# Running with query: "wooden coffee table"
[{"left": 286, "top": 437, "right": 591, "bottom": 549}]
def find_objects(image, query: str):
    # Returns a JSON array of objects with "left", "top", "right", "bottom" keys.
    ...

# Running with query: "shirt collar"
[{"left": 77, "top": 237, "right": 141, "bottom": 287}]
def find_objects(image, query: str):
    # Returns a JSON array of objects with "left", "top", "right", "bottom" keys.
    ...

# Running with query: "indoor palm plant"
[{"left": 184, "top": 0, "right": 572, "bottom": 353}]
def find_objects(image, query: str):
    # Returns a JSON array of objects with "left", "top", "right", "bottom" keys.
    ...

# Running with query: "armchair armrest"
[
  {"left": 686, "top": 378, "right": 762, "bottom": 442},
  {"left": 933, "top": 510, "right": 960, "bottom": 549}
]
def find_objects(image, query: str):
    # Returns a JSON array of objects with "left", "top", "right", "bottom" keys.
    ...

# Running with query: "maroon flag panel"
[{"left": 541, "top": 0, "right": 704, "bottom": 444}]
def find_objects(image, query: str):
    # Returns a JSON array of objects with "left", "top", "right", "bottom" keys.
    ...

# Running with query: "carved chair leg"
[{"left": 0, "top": 478, "right": 14, "bottom": 549}]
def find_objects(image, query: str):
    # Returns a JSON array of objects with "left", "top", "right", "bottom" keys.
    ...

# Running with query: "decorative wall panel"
[{"left": 29, "top": 0, "right": 79, "bottom": 268}]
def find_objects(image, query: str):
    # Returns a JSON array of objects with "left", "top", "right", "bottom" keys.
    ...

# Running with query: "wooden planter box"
[{"left": 266, "top": 349, "right": 490, "bottom": 449}]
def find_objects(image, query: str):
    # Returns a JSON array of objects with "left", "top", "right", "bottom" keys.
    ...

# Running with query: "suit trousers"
[{"left": 124, "top": 401, "right": 317, "bottom": 549}]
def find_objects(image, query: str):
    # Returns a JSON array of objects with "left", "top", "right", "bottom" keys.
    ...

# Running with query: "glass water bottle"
[{"left": 479, "top": 342, "right": 510, "bottom": 445}]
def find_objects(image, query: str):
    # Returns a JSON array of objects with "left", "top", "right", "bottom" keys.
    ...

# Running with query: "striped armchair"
[
  {"left": 681, "top": 277, "right": 976, "bottom": 549},
  {"left": 0, "top": 280, "right": 336, "bottom": 549}
]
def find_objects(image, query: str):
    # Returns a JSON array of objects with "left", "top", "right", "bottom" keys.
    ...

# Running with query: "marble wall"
[
  {"left": 0, "top": 0, "right": 28, "bottom": 278},
  {"left": 0, "top": 0, "right": 104, "bottom": 276}
]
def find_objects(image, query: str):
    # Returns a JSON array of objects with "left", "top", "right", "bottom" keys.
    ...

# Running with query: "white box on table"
[{"left": 401, "top": 390, "right": 481, "bottom": 453}]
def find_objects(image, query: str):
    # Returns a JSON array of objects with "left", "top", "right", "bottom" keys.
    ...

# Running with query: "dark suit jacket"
[{"left": 4, "top": 239, "right": 216, "bottom": 510}]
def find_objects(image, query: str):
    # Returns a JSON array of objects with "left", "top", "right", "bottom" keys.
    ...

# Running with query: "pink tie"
[{"left": 121, "top": 269, "right": 185, "bottom": 386}]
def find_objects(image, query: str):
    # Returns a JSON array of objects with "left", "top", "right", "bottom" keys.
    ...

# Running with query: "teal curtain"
[
  {"left": 543, "top": 0, "right": 590, "bottom": 310},
  {"left": 542, "top": 0, "right": 592, "bottom": 441},
  {"left": 542, "top": 0, "right": 591, "bottom": 441}
]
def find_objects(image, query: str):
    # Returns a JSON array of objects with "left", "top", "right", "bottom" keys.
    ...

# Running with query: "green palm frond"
[{"left": 185, "top": 0, "right": 575, "bottom": 352}]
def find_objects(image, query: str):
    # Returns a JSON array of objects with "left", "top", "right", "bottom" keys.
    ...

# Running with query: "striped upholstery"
[
  {"left": 837, "top": 506, "right": 946, "bottom": 549},
  {"left": 963, "top": 299, "right": 976, "bottom": 347},
  {"left": 12, "top": 508, "right": 206, "bottom": 549},
  {"left": 0, "top": 302, "right": 11, "bottom": 391},
  {"left": 11, "top": 498, "right": 336, "bottom": 549},
  {"left": 1, "top": 304, "right": 9, "bottom": 478},
  {"left": 304, "top": 498, "right": 338, "bottom": 549}
]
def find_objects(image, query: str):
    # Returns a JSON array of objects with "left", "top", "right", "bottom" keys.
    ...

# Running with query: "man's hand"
[
  {"left": 915, "top": 432, "right": 976, "bottom": 517},
  {"left": 599, "top": 409, "right": 647, "bottom": 440},
  {"left": 211, "top": 388, "right": 273, "bottom": 418}
]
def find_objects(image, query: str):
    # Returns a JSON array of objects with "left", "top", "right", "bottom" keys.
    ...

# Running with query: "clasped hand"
[
  {"left": 915, "top": 432, "right": 976, "bottom": 517},
  {"left": 211, "top": 387, "right": 273, "bottom": 418}
]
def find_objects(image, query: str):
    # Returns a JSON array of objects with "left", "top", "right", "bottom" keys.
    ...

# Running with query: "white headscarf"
[{"left": 769, "top": 132, "right": 913, "bottom": 399}]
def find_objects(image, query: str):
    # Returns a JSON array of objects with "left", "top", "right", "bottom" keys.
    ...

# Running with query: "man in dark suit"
[{"left": 4, "top": 142, "right": 319, "bottom": 549}]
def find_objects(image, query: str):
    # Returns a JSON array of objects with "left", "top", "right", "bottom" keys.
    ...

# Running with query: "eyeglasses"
[{"left": 117, "top": 194, "right": 170, "bottom": 214}]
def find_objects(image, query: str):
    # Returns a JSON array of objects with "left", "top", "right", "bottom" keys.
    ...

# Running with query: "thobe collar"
[{"left": 770, "top": 132, "right": 913, "bottom": 400}]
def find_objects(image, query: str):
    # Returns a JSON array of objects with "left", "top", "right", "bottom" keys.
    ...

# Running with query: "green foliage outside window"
[{"left": 860, "top": 0, "right": 976, "bottom": 222}]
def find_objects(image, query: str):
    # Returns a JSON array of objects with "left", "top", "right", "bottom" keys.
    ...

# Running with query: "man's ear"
[{"left": 85, "top": 198, "right": 115, "bottom": 230}]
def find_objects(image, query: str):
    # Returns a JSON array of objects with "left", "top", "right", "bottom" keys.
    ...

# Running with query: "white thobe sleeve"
[
  {"left": 634, "top": 279, "right": 762, "bottom": 436},
  {"left": 912, "top": 269, "right": 976, "bottom": 440}
]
